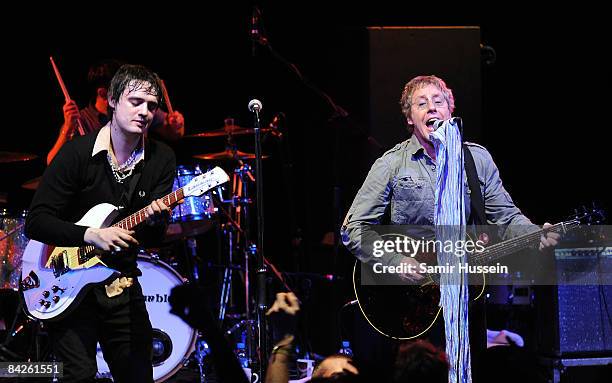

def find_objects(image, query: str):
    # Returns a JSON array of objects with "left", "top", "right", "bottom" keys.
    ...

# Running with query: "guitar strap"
[{"left": 463, "top": 144, "right": 486, "bottom": 226}]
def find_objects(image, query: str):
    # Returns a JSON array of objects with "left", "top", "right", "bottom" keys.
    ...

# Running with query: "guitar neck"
[
  {"left": 473, "top": 219, "right": 581, "bottom": 265},
  {"left": 111, "top": 187, "right": 185, "bottom": 231}
]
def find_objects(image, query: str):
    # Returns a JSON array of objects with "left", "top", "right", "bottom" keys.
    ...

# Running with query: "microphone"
[
  {"left": 248, "top": 99, "right": 262, "bottom": 113},
  {"left": 428, "top": 117, "right": 462, "bottom": 130}
]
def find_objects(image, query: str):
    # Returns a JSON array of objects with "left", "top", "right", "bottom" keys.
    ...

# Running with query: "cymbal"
[
  {"left": 22, "top": 176, "right": 42, "bottom": 190},
  {"left": 185, "top": 125, "right": 271, "bottom": 138},
  {"left": 0, "top": 151, "right": 38, "bottom": 163},
  {"left": 193, "top": 149, "right": 269, "bottom": 161}
]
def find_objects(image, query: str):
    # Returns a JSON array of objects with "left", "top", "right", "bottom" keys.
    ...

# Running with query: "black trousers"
[{"left": 47, "top": 280, "right": 153, "bottom": 383}]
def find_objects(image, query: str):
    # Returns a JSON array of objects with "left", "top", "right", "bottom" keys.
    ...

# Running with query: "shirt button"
[{"left": 431, "top": 165, "right": 436, "bottom": 171}]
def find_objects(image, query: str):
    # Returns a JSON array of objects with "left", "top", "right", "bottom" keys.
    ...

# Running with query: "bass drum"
[{"left": 96, "top": 254, "right": 197, "bottom": 382}]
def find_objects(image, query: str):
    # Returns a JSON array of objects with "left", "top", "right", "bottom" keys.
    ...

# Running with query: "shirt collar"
[
  {"left": 407, "top": 135, "right": 427, "bottom": 157},
  {"left": 92, "top": 124, "right": 112, "bottom": 157}
]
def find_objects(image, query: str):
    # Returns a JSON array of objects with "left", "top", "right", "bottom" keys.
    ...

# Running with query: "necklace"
[{"left": 107, "top": 146, "right": 143, "bottom": 183}]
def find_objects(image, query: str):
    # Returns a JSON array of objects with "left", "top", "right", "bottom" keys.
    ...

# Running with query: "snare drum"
[
  {"left": 96, "top": 255, "right": 197, "bottom": 382},
  {"left": 0, "top": 209, "right": 28, "bottom": 290}
]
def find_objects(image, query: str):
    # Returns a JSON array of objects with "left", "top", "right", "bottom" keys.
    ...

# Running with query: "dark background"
[{"left": 1, "top": 2, "right": 610, "bottom": 357}]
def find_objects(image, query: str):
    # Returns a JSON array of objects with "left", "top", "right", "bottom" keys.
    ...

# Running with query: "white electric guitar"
[{"left": 20, "top": 166, "right": 229, "bottom": 321}]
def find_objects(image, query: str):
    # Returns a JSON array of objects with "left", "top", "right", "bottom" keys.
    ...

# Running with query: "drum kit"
[{"left": 0, "top": 119, "right": 274, "bottom": 382}]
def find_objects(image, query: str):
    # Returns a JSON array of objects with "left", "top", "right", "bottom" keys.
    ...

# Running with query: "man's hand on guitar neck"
[
  {"left": 144, "top": 198, "right": 171, "bottom": 227},
  {"left": 539, "top": 222, "right": 561, "bottom": 252},
  {"left": 84, "top": 227, "right": 139, "bottom": 252}
]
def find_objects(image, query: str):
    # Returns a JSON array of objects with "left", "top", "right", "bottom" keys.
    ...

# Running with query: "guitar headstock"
[
  {"left": 183, "top": 167, "right": 230, "bottom": 198},
  {"left": 570, "top": 204, "right": 606, "bottom": 225}
]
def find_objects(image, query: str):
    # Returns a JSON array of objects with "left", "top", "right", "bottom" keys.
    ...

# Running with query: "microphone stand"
[
  {"left": 249, "top": 10, "right": 384, "bottom": 370},
  {"left": 250, "top": 102, "right": 268, "bottom": 379}
]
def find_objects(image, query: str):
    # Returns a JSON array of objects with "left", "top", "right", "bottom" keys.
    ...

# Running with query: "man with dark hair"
[
  {"left": 47, "top": 59, "right": 185, "bottom": 165},
  {"left": 26, "top": 64, "right": 176, "bottom": 382}
]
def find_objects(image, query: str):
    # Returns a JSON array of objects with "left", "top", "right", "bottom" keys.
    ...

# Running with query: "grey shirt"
[{"left": 341, "top": 136, "right": 536, "bottom": 265}]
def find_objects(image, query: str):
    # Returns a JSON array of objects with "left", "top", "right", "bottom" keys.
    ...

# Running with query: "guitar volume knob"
[
  {"left": 51, "top": 285, "right": 65, "bottom": 293},
  {"left": 42, "top": 291, "right": 50, "bottom": 298}
]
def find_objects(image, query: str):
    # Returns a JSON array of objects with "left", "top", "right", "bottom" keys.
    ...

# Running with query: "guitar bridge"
[{"left": 51, "top": 252, "right": 70, "bottom": 278}]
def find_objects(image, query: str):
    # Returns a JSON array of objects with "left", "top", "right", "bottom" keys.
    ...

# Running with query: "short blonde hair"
[{"left": 399, "top": 75, "right": 455, "bottom": 134}]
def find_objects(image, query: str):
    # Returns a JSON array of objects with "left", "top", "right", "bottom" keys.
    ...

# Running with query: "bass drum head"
[{"left": 96, "top": 255, "right": 197, "bottom": 382}]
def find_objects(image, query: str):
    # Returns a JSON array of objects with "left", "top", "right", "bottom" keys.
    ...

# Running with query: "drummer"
[{"left": 47, "top": 59, "right": 185, "bottom": 165}]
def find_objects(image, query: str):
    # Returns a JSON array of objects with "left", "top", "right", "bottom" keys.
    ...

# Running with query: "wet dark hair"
[{"left": 107, "top": 64, "right": 162, "bottom": 112}]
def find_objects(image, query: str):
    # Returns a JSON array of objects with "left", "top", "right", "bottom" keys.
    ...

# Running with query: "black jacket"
[{"left": 26, "top": 131, "right": 176, "bottom": 273}]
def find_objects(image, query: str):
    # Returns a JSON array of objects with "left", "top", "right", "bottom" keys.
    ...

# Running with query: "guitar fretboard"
[
  {"left": 76, "top": 187, "right": 186, "bottom": 260},
  {"left": 472, "top": 220, "right": 579, "bottom": 265},
  {"left": 113, "top": 188, "right": 185, "bottom": 231}
]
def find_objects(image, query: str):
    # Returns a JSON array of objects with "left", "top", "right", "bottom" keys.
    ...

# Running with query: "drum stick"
[
  {"left": 160, "top": 79, "right": 174, "bottom": 115},
  {"left": 49, "top": 56, "right": 85, "bottom": 136}
]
